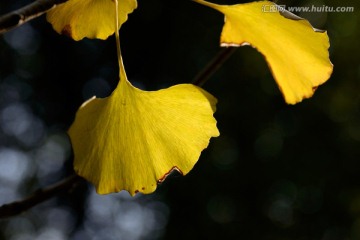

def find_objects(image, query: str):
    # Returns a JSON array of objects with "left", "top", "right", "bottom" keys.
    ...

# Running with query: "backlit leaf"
[
  {"left": 194, "top": 0, "right": 333, "bottom": 104},
  {"left": 47, "top": 0, "right": 137, "bottom": 40},
  {"left": 68, "top": 64, "right": 219, "bottom": 195}
]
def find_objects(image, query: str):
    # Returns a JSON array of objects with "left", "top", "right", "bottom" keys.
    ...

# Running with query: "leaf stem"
[{"left": 114, "top": 0, "right": 127, "bottom": 81}]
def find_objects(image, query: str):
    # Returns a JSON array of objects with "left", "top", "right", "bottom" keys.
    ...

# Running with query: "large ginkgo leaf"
[
  {"left": 195, "top": 0, "right": 333, "bottom": 104},
  {"left": 68, "top": 65, "right": 219, "bottom": 195},
  {"left": 47, "top": 0, "right": 137, "bottom": 40}
]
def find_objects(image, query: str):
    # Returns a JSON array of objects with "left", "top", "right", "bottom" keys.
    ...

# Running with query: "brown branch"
[
  {"left": 192, "top": 47, "right": 237, "bottom": 86},
  {"left": 0, "top": 174, "right": 84, "bottom": 219},
  {"left": 0, "top": 0, "right": 68, "bottom": 34}
]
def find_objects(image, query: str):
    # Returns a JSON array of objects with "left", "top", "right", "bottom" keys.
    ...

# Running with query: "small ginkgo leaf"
[
  {"left": 68, "top": 67, "right": 219, "bottom": 195},
  {"left": 194, "top": 0, "right": 333, "bottom": 104},
  {"left": 46, "top": 0, "right": 137, "bottom": 40}
]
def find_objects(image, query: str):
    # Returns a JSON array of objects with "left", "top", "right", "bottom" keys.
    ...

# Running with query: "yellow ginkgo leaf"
[
  {"left": 194, "top": 0, "right": 333, "bottom": 104},
  {"left": 68, "top": 66, "right": 219, "bottom": 195},
  {"left": 46, "top": 0, "right": 137, "bottom": 40}
]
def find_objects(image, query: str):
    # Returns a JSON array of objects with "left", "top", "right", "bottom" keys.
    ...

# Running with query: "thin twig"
[
  {"left": 0, "top": 174, "right": 84, "bottom": 219},
  {"left": 0, "top": 0, "right": 68, "bottom": 34},
  {"left": 192, "top": 47, "right": 237, "bottom": 86}
]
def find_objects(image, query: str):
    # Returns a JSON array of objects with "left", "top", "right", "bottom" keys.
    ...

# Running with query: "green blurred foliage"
[{"left": 1, "top": 0, "right": 360, "bottom": 239}]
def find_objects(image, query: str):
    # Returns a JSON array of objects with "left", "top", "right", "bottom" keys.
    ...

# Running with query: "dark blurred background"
[{"left": 1, "top": 0, "right": 360, "bottom": 239}]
